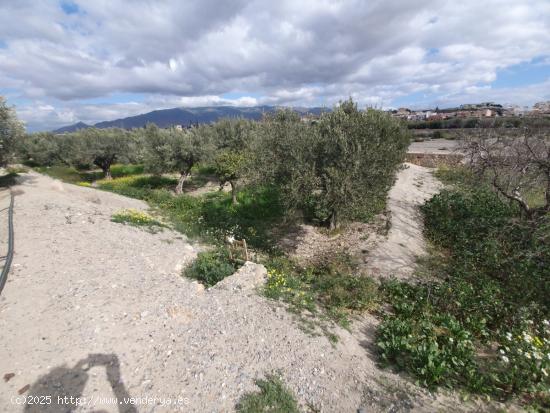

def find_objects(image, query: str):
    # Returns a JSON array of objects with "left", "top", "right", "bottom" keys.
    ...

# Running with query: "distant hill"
[
  {"left": 53, "top": 121, "right": 91, "bottom": 133},
  {"left": 53, "top": 106, "right": 329, "bottom": 133}
]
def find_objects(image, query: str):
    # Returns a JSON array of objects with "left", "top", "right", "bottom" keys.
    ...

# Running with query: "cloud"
[{"left": 0, "top": 0, "right": 549, "bottom": 130}]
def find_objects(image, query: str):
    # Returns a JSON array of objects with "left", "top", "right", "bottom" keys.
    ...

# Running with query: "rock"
[
  {"left": 213, "top": 262, "right": 267, "bottom": 292},
  {"left": 3, "top": 373, "right": 15, "bottom": 382},
  {"left": 50, "top": 180, "right": 64, "bottom": 192}
]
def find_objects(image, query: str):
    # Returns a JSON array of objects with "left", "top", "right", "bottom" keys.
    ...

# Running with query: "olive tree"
[
  {"left": 65, "top": 128, "right": 132, "bottom": 179},
  {"left": 314, "top": 100, "right": 410, "bottom": 228},
  {"left": 211, "top": 118, "right": 256, "bottom": 204},
  {"left": 214, "top": 150, "right": 247, "bottom": 204},
  {"left": 253, "top": 109, "right": 317, "bottom": 209},
  {"left": 0, "top": 96, "right": 25, "bottom": 167},
  {"left": 142, "top": 124, "right": 214, "bottom": 194},
  {"left": 257, "top": 100, "right": 410, "bottom": 229},
  {"left": 18, "top": 132, "right": 62, "bottom": 166}
]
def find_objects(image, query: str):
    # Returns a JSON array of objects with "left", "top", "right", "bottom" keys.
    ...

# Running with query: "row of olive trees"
[
  {"left": 18, "top": 127, "right": 141, "bottom": 178},
  {"left": 17, "top": 99, "right": 410, "bottom": 228}
]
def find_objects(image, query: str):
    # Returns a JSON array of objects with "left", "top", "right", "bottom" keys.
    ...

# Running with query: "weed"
[
  {"left": 236, "top": 374, "right": 300, "bottom": 413},
  {"left": 183, "top": 247, "right": 239, "bottom": 287},
  {"left": 111, "top": 208, "right": 163, "bottom": 232},
  {"left": 264, "top": 254, "right": 379, "bottom": 331}
]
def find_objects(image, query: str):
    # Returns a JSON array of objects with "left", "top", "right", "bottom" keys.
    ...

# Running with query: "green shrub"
[
  {"left": 184, "top": 247, "right": 239, "bottom": 287},
  {"left": 237, "top": 375, "right": 300, "bottom": 413},
  {"left": 378, "top": 185, "right": 550, "bottom": 405}
]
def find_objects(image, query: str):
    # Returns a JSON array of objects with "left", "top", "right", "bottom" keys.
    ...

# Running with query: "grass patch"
[
  {"left": 433, "top": 164, "right": 478, "bottom": 188},
  {"left": 151, "top": 186, "right": 285, "bottom": 251},
  {"left": 111, "top": 208, "right": 164, "bottom": 232},
  {"left": 35, "top": 165, "right": 83, "bottom": 184},
  {"left": 183, "top": 247, "right": 240, "bottom": 287},
  {"left": 97, "top": 175, "right": 177, "bottom": 199},
  {"left": 236, "top": 375, "right": 300, "bottom": 413},
  {"left": 264, "top": 254, "right": 379, "bottom": 329}
]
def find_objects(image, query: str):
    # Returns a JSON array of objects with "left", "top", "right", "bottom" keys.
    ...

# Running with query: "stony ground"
[{"left": 0, "top": 171, "right": 515, "bottom": 412}]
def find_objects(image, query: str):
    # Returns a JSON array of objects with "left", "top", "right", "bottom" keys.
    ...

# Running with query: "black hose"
[{"left": 0, "top": 193, "right": 14, "bottom": 295}]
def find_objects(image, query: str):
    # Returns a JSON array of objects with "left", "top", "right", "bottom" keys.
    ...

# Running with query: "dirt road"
[{"left": 365, "top": 163, "right": 442, "bottom": 279}]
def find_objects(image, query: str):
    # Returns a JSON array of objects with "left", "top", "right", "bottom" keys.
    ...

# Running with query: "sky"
[{"left": 0, "top": 0, "right": 549, "bottom": 131}]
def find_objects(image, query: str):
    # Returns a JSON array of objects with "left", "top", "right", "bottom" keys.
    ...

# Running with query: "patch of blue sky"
[
  {"left": 60, "top": 1, "right": 80, "bottom": 15},
  {"left": 492, "top": 57, "right": 550, "bottom": 88},
  {"left": 427, "top": 47, "right": 438, "bottom": 57}
]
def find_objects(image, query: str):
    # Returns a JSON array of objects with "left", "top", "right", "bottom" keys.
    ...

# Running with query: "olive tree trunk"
[
  {"left": 329, "top": 210, "right": 339, "bottom": 230},
  {"left": 230, "top": 180, "right": 238, "bottom": 205},
  {"left": 102, "top": 166, "right": 112, "bottom": 180},
  {"left": 175, "top": 171, "right": 191, "bottom": 194}
]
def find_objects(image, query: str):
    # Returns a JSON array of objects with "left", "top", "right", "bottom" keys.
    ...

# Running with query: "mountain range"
[{"left": 53, "top": 106, "right": 329, "bottom": 133}]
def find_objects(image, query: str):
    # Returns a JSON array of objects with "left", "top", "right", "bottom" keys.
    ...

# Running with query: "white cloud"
[{"left": 0, "top": 0, "right": 549, "bottom": 130}]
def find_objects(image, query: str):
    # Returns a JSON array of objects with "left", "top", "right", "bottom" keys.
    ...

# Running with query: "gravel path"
[
  {"left": 0, "top": 171, "right": 510, "bottom": 413},
  {"left": 365, "top": 163, "right": 443, "bottom": 279}
]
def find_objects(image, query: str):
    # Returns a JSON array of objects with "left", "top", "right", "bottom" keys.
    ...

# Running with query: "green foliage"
[
  {"left": 0, "top": 96, "right": 25, "bottom": 167},
  {"left": 264, "top": 254, "right": 379, "bottom": 327},
  {"left": 257, "top": 99, "right": 409, "bottom": 228},
  {"left": 378, "top": 184, "right": 550, "bottom": 405},
  {"left": 142, "top": 123, "right": 214, "bottom": 192},
  {"left": 184, "top": 247, "right": 239, "bottom": 287},
  {"left": 35, "top": 165, "right": 85, "bottom": 184},
  {"left": 378, "top": 281, "right": 480, "bottom": 389},
  {"left": 151, "top": 186, "right": 284, "bottom": 251},
  {"left": 497, "top": 321, "right": 550, "bottom": 399},
  {"left": 433, "top": 165, "right": 477, "bottom": 188},
  {"left": 237, "top": 375, "right": 300, "bottom": 413},
  {"left": 18, "top": 132, "right": 62, "bottom": 166},
  {"left": 111, "top": 208, "right": 163, "bottom": 231},
  {"left": 97, "top": 174, "right": 177, "bottom": 199},
  {"left": 211, "top": 118, "right": 257, "bottom": 202},
  {"left": 214, "top": 150, "right": 246, "bottom": 184}
]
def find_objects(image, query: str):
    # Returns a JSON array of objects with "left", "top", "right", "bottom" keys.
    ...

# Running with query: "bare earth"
[
  {"left": 364, "top": 163, "right": 443, "bottom": 280},
  {"left": 0, "top": 171, "right": 513, "bottom": 412}
]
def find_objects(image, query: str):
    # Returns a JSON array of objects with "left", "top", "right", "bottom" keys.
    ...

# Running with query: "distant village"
[{"left": 387, "top": 101, "right": 550, "bottom": 122}]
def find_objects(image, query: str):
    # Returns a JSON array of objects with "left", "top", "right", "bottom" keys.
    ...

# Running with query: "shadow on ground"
[{"left": 24, "top": 354, "right": 136, "bottom": 413}]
